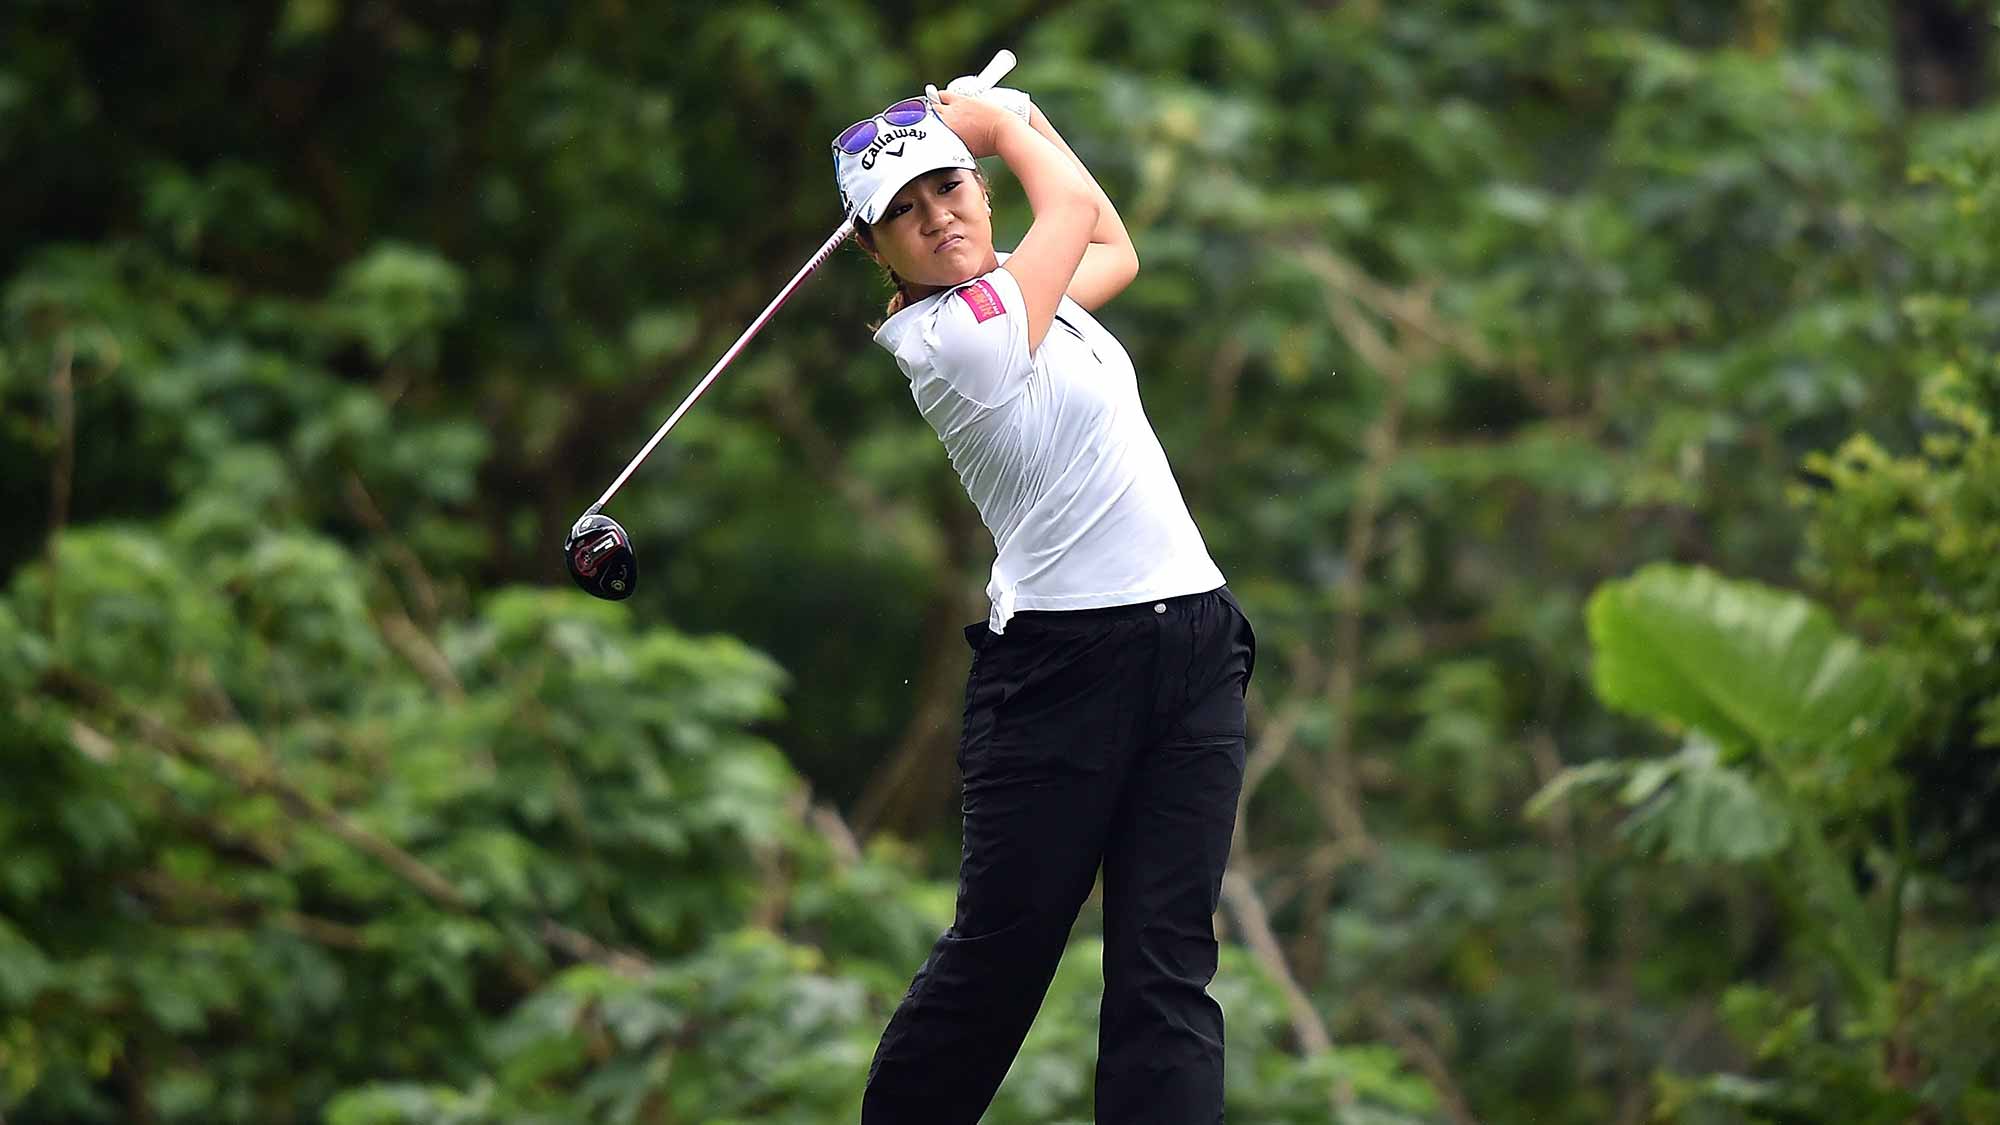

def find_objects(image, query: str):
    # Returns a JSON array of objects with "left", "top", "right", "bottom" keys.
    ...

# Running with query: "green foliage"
[
  {"left": 328, "top": 931, "right": 878, "bottom": 1125},
  {"left": 1586, "top": 563, "right": 1914, "bottom": 801},
  {"left": 1799, "top": 105, "right": 2000, "bottom": 743},
  {"left": 329, "top": 244, "right": 468, "bottom": 367},
  {"left": 1658, "top": 942, "right": 2000, "bottom": 1125},
  {"left": 4, "top": 1, "right": 1998, "bottom": 1122},
  {"left": 0, "top": 516, "right": 828, "bottom": 1121},
  {"left": 1530, "top": 739, "right": 1795, "bottom": 864},
  {"left": 1553, "top": 98, "right": 2000, "bottom": 1107},
  {"left": 1554, "top": 550, "right": 1997, "bottom": 1116}
]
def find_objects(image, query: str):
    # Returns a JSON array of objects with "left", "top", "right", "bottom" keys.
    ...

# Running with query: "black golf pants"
[{"left": 862, "top": 585, "right": 1255, "bottom": 1125}]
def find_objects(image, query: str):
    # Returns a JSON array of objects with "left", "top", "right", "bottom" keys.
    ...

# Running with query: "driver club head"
[{"left": 565, "top": 513, "right": 637, "bottom": 600}]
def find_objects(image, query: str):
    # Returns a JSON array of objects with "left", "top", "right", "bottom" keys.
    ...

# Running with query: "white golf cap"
[{"left": 832, "top": 99, "right": 977, "bottom": 224}]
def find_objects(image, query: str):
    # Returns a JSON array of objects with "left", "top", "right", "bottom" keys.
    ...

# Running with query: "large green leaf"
[
  {"left": 1616, "top": 738, "right": 1792, "bottom": 863},
  {"left": 1587, "top": 563, "right": 1914, "bottom": 794}
]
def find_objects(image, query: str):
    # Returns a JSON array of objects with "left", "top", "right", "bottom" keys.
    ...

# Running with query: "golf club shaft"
[
  {"left": 585, "top": 48, "right": 1014, "bottom": 516},
  {"left": 588, "top": 214, "right": 856, "bottom": 514}
]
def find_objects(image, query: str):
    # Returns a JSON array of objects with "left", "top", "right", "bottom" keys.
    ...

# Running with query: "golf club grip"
[
  {"left": 975, "top": 49, "right": 1016, "bottom": 88},
  {"left": 588, "top": 216, "right": 858, "bottom": 513}
]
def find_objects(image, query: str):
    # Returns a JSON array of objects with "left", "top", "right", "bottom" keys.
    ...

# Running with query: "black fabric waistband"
[
  {"left": 1006, "top": 584, "right": 1230, "bottom": 624},
  {"left": 964, "top": 585, "right": 1238, "bottom": 651}
]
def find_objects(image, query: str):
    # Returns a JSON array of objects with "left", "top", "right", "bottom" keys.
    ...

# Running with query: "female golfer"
[{"left": 833, "top": 82, "right": 1255, "bottom": 1125}]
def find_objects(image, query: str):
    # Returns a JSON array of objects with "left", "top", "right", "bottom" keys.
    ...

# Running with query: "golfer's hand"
[
  {"left": 945, "top": 75, "right": 1033, "bottom": 124},
  {"left": 929, "top": 88, "right": 1020, "bottom": 158}
]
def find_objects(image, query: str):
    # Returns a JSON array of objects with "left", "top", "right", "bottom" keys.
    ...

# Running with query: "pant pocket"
[
  {"left": 1216, "top": 587, "right": 1257, "bottom": 684},
  {"left": 967, "top": 622, "right": 1134, "bottom": 785}
]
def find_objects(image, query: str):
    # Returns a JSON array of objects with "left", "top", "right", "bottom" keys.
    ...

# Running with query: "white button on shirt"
[{"left": 874, "top": 260, "right": 1225, "bottom": 634}]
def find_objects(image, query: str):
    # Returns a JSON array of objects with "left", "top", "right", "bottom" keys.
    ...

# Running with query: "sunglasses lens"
[
  {"left": 836, "top": 118, "right": 878, "bottom": 154},
  {"left": 880, "top": 98, "right": 928, "bottom": 126}
]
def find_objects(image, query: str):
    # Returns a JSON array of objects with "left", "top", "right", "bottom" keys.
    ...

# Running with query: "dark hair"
[
  {"left": 852, "top": 168, "right": 991, "bottom": 325},
  {"left": 851, "top": 222, "right": 915, "bottom": 322}
]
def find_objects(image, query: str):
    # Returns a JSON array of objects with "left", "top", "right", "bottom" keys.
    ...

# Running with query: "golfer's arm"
[
  {"left": 1026, "top": 105, "right": 1138, "bottom": 311},
  {"left": 996, "top": 115, "right": 1099, "bottom": 353}
]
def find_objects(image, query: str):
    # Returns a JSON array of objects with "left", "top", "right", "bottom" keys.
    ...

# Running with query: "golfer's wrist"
[
  {"left": 998, "top": 116, "right": 1092, "bottom": 206},
  {"left": 994, "top": 113, "right": 1064, "bottom": 171},
  {"left": 991, "top": 112, "right": 1039, "bottom": 150}
]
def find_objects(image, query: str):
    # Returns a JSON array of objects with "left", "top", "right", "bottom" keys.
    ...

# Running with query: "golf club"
[{"left": 565, "top": 49, "right": 1018, "bottom": 600}]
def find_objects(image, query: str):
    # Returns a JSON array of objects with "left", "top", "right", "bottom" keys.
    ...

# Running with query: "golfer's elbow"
[
  {"left": 1058, "top": 183, "right": 1101, "bottom": 227},
  {"left": 1113, "top": 241, "right": 1138, "bottom": 289},
  {"left": 1095, "top": 234, "right": 1138, "bottom": 297}
]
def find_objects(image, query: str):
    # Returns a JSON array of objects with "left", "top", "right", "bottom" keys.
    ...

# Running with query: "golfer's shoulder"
[{"left": 880, "top": 268, "right": 1032, "bottom": 404}]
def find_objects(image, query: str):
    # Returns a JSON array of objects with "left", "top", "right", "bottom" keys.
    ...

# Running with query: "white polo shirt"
[{"left": 873, "top": 260, "right": 1225, "bottom": 633}]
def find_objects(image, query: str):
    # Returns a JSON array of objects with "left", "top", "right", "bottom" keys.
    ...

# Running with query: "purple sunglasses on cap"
[{"left": 834, "top": 97, "right": 931, "bottom": 154}]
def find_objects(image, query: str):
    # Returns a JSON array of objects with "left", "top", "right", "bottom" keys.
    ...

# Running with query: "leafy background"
[{"left": 3, "top": 1, "right": 1997, "bottom": 1122}]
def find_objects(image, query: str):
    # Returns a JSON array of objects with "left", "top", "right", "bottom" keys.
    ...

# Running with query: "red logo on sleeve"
[{"left": 956, "top": 279, "right": 1007, "bottom": 323}]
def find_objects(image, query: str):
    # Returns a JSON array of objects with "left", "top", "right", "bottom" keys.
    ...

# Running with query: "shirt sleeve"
[{"left": 916, "top": 267, "right": 1034, "bottom": 408}]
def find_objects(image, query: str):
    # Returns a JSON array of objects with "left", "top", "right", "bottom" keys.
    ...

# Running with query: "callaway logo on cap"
[{"left": 832, "top": 97, "right": 978, "bottom": 224}]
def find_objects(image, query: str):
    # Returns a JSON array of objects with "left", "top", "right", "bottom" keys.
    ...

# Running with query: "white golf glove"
[{"left": 936, "top": 75, "right": 1033, "bottom": 124}]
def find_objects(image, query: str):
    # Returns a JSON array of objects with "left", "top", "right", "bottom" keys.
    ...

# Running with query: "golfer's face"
[{"left": 873, "top": 169, "right": 995, "bottom": 289}]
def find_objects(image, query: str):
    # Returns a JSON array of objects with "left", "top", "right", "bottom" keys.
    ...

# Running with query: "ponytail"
[
  {"left": 852, "top": 222, "right": 912, "bottom": 327},
  {"left": 882, "top": 271, "right": 911, "bottom": 319}
]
